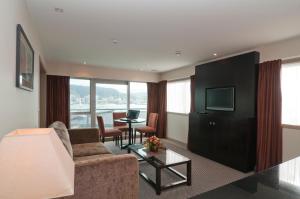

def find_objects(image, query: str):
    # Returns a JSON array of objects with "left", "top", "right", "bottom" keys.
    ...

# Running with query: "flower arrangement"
[{"left": 144, "top": 136, "right": 160, "bottom": 152}]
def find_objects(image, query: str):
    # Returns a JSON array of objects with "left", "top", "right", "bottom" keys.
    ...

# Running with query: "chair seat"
[
  {"left": 115, "top": 125, "right": 129, "bottom": 131},
  {"left": 135, "top": 126, "right": 156, "bottom": 133},
  {"left": 104, "top": 128, "right": 122, "bottom": 137}
]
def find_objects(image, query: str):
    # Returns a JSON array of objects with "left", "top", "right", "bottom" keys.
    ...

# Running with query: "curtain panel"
[
  {"left": 147, "top": 81, "right": 167, "bottom": 138},
  {"left": 46, "top": 75, "right": 70, "bottom": 128},
  {"left": 256, "top": 60, "right": 282, "bottom": 172}
]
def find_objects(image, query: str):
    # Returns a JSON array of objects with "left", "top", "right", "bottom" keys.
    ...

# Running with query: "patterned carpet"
[{"left": 104, "top": 138, "right": 251, "bottom": 199}]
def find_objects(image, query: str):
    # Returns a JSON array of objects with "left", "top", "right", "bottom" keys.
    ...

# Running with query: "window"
[
  {"left": 70, "top": 78, "right": 148, "bottom": 128},
  {"left": 130, "top": 82, "right": 147, "bottom": 119},
  {"left": 282, "top": 62, "right": 300, "bottom": 126},
  {"left": 167, "top": 79, "right": 191, "bottom": 114},
  {"left": 96, "top": 83, "right": 128, "bottom": 127},
  {"left": 70, "top": 79, "right": 91, "bottom": 128}
]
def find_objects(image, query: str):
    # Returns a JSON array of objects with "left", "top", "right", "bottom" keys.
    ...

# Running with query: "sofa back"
[
  {"left": 49, "top": 121, "right": 73, "bottom": 157},
  {"left": 68, "top": 128, "right": 100, "bottom": 144}
]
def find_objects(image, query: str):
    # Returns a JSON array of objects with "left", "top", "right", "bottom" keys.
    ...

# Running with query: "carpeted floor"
[{"left": 104, "top": 138, "right": 251, "bottom": 199}]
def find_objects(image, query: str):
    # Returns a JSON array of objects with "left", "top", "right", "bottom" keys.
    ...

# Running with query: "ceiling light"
[
  {"left": 213, "top": 53, "right": 218, "bottom": 56},
  {"left": 54, "top": 7, "right": 64, "bottom": 13},
  {"left": 112, "top": 39, "right": 119, "bottom": 44},
  {"left": 175, "top": 51, "right": 181, "bottom": 56}
]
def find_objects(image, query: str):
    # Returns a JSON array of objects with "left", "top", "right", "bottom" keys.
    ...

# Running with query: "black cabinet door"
[
  {"left": 188, "top": 113, "right": 201, "bottom": 153},
  {"left": 198, "top": 115, "right": 214, "bottom": 157},
  {"left": 188, "top": 113, "right": 214, "bottom": 158}
]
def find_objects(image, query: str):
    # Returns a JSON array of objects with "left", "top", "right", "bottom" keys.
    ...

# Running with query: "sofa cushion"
[
  {"left": 49, "top": 121, "right": 73, "bottom": 157},
  {"left": 73, "top": 154, "right": 114, "bottom": 162},
  {"left": 72, "top": 142, "right": 112, "bottom": 157}
]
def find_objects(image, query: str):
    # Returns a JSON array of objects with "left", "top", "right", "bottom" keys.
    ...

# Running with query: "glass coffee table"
[{"left": 128, "top": 144, "right": 192, "bottom": 195}]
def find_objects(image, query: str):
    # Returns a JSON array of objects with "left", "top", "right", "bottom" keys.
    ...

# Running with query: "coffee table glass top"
[{"left": 129, "top": 144, "right": 190, "bottom": 167}]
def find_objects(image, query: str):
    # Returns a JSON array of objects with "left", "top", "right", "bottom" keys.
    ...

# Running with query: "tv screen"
[{"left": 206, "top": 87, "right": 235, "bottom": 111}]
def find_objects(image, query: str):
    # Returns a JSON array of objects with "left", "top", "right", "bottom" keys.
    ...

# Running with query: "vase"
[{"left": 149, "top": 144, "right": 158, "bottom": 152}]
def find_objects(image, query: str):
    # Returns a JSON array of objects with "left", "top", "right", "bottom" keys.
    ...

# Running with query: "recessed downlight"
[
  {"left": 54, "top": 7, "right": 64, "bottom": 13},
  {"left": 213, "top": 53, "right": 218, "bottom": 56},
  {"left": 112, "top": 39, "right": 119, "bottom": 44},
  {"left": 175, "top": 51, "right": 182, "bottom": 56}
]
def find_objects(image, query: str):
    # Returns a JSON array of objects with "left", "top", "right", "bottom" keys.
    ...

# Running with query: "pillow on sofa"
[{"left": 49, "top": 121, "right": 73, "bottom": 157}]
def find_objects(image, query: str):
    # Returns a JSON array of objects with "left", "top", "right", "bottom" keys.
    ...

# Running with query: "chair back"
[
  {"left": 97, "top": 116, "right": 105, "bottom": 136},
  {"left": 148, "top": 113, "right": 159, "bottom": 131},
  {"left": 113, "top": 112, "right": 127, "bottom": 126}
]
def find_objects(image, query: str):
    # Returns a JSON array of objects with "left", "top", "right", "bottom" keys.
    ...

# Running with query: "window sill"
[
  {"left": 282, "top": 124, "right": 300, "bottom": 130},
  {"left": 167, "top": 112, "right": 189, "bottom": 116}
]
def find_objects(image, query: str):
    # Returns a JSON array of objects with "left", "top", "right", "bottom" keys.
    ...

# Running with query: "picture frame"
[{"left": 16, "top": 24, "right": 34, "bottom": 91}]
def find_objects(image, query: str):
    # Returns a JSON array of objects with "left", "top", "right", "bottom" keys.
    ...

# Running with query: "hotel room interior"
[{"left": 1, "top": 0, "right": 300, "bottom": 198}]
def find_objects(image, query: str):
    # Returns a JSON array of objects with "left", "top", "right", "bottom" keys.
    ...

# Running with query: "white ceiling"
[{"left": 26, "top": 0, "right": 300, "bottom": 72}]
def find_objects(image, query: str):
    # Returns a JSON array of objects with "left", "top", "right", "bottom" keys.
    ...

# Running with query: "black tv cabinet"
[{"left": 188, "top": 52, "right": 259, "bottom": 172}]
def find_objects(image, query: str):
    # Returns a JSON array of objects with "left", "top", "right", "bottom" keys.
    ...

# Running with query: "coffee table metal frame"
[{"left": 128, "top": 145, "right": 192, "bottom": 195}]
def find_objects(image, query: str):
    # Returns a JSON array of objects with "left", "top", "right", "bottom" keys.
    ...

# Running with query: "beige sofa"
[{"left": 51, "top": 125, "right": 139, "bottom": 199}]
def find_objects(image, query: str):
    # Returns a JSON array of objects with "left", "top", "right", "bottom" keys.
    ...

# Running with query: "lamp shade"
[{"left": 0, "top": 128, "right": 74, "bottom": 199}]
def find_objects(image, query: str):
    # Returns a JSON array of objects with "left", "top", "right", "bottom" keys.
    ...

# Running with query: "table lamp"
[{"left": 0, "top": 128, "right": 74, "bottom": 199}]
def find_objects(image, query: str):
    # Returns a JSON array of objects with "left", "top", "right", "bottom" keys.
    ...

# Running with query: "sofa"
[{"left": 50, "top": 122, "right": 139, "bottom": 199}]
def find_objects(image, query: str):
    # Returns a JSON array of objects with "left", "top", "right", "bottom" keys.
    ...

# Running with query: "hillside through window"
[
  {"left": 70, "top": 78, "right": 147, "bottom": 128},
  {"left": 70, "top": 79, "right": 91, "bottom": 128}
]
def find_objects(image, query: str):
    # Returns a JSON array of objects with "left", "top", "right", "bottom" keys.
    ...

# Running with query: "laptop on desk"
[{"left": 120, "top": 110, "right": 140, "bottom": 121}]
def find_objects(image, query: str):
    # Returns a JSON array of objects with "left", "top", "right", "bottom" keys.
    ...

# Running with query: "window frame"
[{"left": 69, "top": 77, "right": 148, "bottom": 128}]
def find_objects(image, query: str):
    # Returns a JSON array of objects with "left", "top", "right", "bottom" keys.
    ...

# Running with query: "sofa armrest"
[
  {"left": 68, "top": 128, "right": 100, "bottom": 144},
  {"left": 63, "top": 154, "right": 139, "bottom": 199}
]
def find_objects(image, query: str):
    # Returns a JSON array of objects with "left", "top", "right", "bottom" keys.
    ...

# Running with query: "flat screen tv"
[{"left": 206, "top": 87, "right": 235, "bottom": 111}]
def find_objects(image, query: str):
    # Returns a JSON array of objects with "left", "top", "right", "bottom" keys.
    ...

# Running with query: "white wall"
[
  {"left": 0, "top": 0, "right": 44, "bottom": 138},
  {"left": 162, "top": 36, "right": 300, "bottom": 162},
  {"left": 167, "top": 113, "right": 189, "bottom": 143},
  {"left": 46, "top": 62, "right": 160, "bottom": 83},
  {"left": 283, "top": 128, "right": 300, "bottom": 161}
]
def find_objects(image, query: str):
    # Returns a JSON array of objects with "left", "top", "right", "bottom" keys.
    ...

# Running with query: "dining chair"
[
  {"left": 134, "top": 113, "right": 159, "bottom": 144},
  {"left": 113, "top": 112, "right": 129, "bottom": 140},
  {"left": 97, "top": 115, "right": 123, "bottom": 146}
]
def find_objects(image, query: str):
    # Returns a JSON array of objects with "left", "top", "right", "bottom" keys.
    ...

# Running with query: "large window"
[
  {"left": 282, "top": 62, "right": 300, "bottom": 126},
  {"left": 96, "top": 83, "right": 128, "bottom": 127},
  {"left": 70, "top": 78, "right": 147, "bottom": 128},
  {"left": 167, "top": 79, "right": 191, "bottom": 114},
  {"left": 130, "top": 82, "right": 147, "bottom": 119},
  {"left": 70, "top": 79, "right": 91, "bottom": 128}
]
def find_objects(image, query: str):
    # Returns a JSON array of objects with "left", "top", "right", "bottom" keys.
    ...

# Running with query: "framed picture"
[{"left": 16, "top": 24, "right": 34, "bottom": 91}]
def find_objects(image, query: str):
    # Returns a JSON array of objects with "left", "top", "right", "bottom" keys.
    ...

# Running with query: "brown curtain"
[
  {"left": 157, "top": 81, "right": 167, "bottom": 138},
  {"left": 256, "top": 60, "right": 282, "bottom": 172},
  {"left": 147, "top": 81, "right": 167, "bottom": 138},
  {"left": 190, "top": 75, "right": 196, "bottom": 112},
  {"left": 147, "top": 82, "right": 159, "bottom": 120},
  {"left": 46, "top": 75, "right": 70, "bottom": 128}
]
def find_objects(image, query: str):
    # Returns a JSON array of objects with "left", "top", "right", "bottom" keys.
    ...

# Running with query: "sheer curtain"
[
  {"left": 167, "top": 79, "right": 191, "bottom": 114},
  {"left": 281, "top": 62, "right": 300, "bottom": 126}
]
